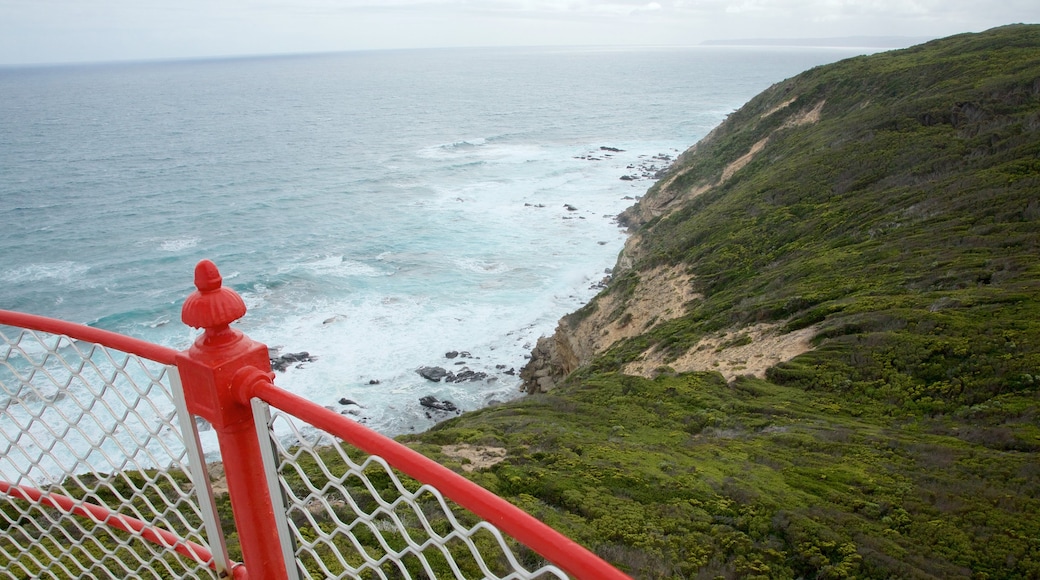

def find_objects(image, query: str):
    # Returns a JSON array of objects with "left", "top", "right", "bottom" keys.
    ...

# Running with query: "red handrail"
[
  {"left": 0, "top": 480, "right": 245, "bottom": 579},
  {"left": 0, "top": 309, "right": 180, "bottom": 366},
  {"left": 2, "top": 261, "right": 633, "bottom": 580},
  {"left": 246, "top": 374, "right": 632, "bottom": 580}
]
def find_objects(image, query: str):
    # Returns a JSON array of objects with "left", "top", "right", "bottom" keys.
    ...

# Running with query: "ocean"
[{"left": 1, "top": 45, "right": 870, "bottom": 437}]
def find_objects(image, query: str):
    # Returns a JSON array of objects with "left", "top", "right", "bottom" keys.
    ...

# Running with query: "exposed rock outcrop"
[
  {"left": 419, "top": 395, "right": 458, "bottom": 413},
  {"left": 519, "top": 334, "right": 576, "bottom": 394},
  {"left": 417, "top": 366, "right": 450, "bottom": 382},
  {"left": 417, "top": 365, "right": 489, "bottom": 383},
  {"left": 269, "top": 350, "right": 316, "bottom": 372}
]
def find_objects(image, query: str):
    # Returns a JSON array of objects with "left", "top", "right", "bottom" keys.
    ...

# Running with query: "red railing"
[{"left": 0, "top": 259, "right": 630, "bottom": 579}]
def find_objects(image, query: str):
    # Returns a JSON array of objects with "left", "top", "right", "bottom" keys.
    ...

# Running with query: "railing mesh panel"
[
  {"left": 265, "top": 406, "right": 568, "bottom": 580},
  {"left": 0, "top": 327, "right": 218, "bottom": 579}
]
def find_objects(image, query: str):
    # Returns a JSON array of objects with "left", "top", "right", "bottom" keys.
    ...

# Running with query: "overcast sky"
[{"left": 1, "top": 0, "right": 1038, "bottom": 66}]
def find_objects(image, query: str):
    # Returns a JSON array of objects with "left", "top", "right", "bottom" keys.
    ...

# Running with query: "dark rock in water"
[
  {"left": 417, "top": 366, "right": 449, "bottom": 382},
  {"left": 368, "top": 379, "right": 380, "bottom": 385},
  {"left": 419, "top": 395, "right": 459, "bottom": 414},
  {"left": 339, "top": 398, "right": 360, "bottom": 407},
  {"left": 445, "top": 351, "right": 459, "bottom": 359},
  {"left": 449, "top": 369, "right": 488, "bottom": 383},
  {"left": 564, "top": 204, "right": 578, "bottom": 211},
  {"left": 271, "top": 351, "right": 316, "bottom": 372},
  {"left": 600, "top": 146, "right": 624, "bottom": 152},
  {"left": 614, "top": 151, "right": 678, "bottom": 183}
]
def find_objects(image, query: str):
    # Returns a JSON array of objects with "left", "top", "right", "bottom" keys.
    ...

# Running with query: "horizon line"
[{"left": 0, "top": 37, "right": 930, "bottom": 70}]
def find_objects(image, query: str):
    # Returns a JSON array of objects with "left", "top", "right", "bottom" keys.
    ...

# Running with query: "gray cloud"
[{"left": 0, "top": 0, "right": 1037, "bottom": 65}]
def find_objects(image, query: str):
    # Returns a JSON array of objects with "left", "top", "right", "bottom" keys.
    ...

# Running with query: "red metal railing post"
[{"left": 174, "top": 260, "right": 288, "bottom": 580}]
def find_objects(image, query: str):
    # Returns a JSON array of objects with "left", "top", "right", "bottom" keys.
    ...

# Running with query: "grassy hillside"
[{"left": 404, "top": 25, "right": 1040, "bottom": 578}]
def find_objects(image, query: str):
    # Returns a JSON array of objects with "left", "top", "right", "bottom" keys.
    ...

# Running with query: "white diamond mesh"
[
  {"left": 263, "top": 407, "right": 569, "bottom": 580},
  {"left": 1, "top": 323, "right": 582, "bottom": 579},
  {"left": 0, "top": 327, "right": 220, "bottom": 579}
]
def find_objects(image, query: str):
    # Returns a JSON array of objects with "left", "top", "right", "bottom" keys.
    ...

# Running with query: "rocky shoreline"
[
  {"left": 278, "top": 346, "right": 520, "bottom": 427},
  {"left": 574, "top": 146, "right": 677, "bottom": 182},
  {"left": 274, "top": 146, "right": 679, "bottom": 429}
]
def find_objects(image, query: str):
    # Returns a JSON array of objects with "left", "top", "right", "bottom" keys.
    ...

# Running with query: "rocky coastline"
[{"left": 275, "top": 146, "right": 680, "bottom": 428}]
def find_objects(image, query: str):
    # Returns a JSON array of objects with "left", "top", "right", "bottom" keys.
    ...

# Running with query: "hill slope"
[{"left": 405, "top": 25, "right": 1040, "bottom": 578}]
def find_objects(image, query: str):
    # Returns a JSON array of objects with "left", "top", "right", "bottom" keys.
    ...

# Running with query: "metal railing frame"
[{"left": 0, "top": 259, "right": 630, "bottom": 580}]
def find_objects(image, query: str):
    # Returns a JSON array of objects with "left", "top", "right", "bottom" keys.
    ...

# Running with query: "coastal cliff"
[
  {"left": 411, "top": 24, "right": 1040, "bottom": 579},
  {"left": 522, "top": 23, "right": 1040, "bottom": 394},
  {"left": 521, "top": 58, "right": 836, "bottom": 390}
]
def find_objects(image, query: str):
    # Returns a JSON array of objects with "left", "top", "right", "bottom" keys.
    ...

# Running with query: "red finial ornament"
[{"left": 181, "top": 260, "right": 247, "bottom": 338}]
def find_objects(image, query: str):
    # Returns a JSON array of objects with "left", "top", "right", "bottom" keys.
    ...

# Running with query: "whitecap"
[
  {"left": 240, "top": 283, "right": 269, "bottom": 311},
  {"left": 299, "top": 255, "right": 389, "bottom": 278},
  {"left": 0, "top": 262, "right": 90, "bottom": 285},
  {"left": 159, "top": 237, "right": 200, "bottom": 252},
  {"left": 144, "top": 316, "right": 171, "bottom": 328},
  {"left": 444, "top": 137, "right": 487, "bottom": 149},
  {"left": 453, "top": 258, "right": 511, "bottom": 275},
  {"left": 416, "top": 137, "right": 489, "bottom": 159}
]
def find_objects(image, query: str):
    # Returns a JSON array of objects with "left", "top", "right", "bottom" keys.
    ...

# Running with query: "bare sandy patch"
[
  {"left": 718, "top": 101, "right": 823, "bottom": 184},
  {"left": 633, "top": 100, "right": 826, "bottom": 224},
  {"left": 652, "top": 135, "right": 767, "bottom": 214},
  {"left": 782, "top": 100, "right": 825, "bottom": 129},
  {"left": 720, "top": 137, "right": 769, "bottom": 183},
  {"left": 578, "top": 264, "right": 700, "bottom": 356},
  {"left": 207, "top": 462, "right": 228, "bottom": 495},
  {"left": 762, "top": 97, "right": 797, "bottom": 118},
  {"left": 624, "top": 322, "right": 817, "bottom": 381},
  {"left": 441, "top": 444, "right": 507, "bottom": 472}
]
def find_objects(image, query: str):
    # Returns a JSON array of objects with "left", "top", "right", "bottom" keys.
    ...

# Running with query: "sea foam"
[{"left": 0, "top": 46, "right": 870, "bottom": 447}]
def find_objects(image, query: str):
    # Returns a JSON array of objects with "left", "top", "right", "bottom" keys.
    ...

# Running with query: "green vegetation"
[
  {"left": 410, "top": 374, "right": 1039, "bottom": 578},
  {"left": 273, "top": 446, "right": 549, "bottom": 578},
  {"left": 4, "top": 25, "right": 1039, "bottom": 579},
  {"left": 1, "top": 453, "right": 548, "bottom": 579},
  {"left": 402, "top": 25, "right": 1040, "bottom": 578}
]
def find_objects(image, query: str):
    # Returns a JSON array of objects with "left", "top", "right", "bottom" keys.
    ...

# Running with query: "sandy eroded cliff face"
[
  {"left": 520, "top": 263, "right": 817, "bottom": 391},
  {"left": 520, "top": 264, "right": 698, "bottom": 392}
]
